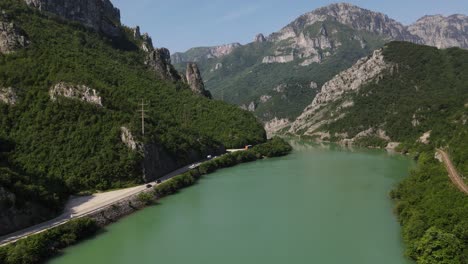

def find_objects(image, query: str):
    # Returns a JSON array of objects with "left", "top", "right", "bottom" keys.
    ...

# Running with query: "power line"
[{"left": 138, "top": 99, "right": 148, "bottom": 136}]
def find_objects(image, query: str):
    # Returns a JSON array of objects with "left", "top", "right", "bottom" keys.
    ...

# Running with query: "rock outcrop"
[
  {"left": 49, "top": 82, "right": 103, "bottom": 106},
  {"left": 0, "top": 14, "right": 29, "bottom": 54},
  {"left": 146, "top": 48, "right": 181, "bottom": 82},
  {"left": 271, "top": 3, "right": 418, "bottom": 43},
  {"left": 408, "top": 14, "right": 468, "bottom": 49},
  {"left": 264, "top": 117, "right": 291, "bottom": 137},
  {"left": 23, "top": 0, "right": 122, "bottom": 37},
  {"left": 185, "top": 62, "right": 211, "bottom": 98},
  {"left": 254, "top": 33, "right": 267, "bottom": 43},
  {"left": 133, "top": 26, "right": 154, "bottom": 52},
  {"left": 171, "top": 43, "right": 242, "bottom": 63},
  {"left": 0, "top": 87, "right": 18, "bottom": 105},
  {"left": 120, "top": 127, "right": 141, "bottom": 151},
  {"left": 290, "top": 48, "right": 394, "bottom": 134},
  {"left": 262, "top": 54, "right": 294, "bottom": 64}
]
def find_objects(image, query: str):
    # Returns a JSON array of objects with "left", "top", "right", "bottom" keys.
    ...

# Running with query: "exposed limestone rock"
[
  {"left": 310, "top": 82, "right": 318, "bottom": 89},
  {"left": 241, "top": 101, "right": 256, "bottom": 112},
  {"left": 300, "top": 57, "right": 322, "bottom": 66},
  {"left": 386, "top": 142, "right": 401, "bottom": 151},
  {"left": 418, "top": 131, "right": 431, "bottom": 144},
  {"left": 408, "top": 14, "right": 468, "bottom": 49},
  {"left": 172, "top": 43, "right": 241, "bottom": 64},
  {"left": 0, "top": 15, "right": 29, "bottom": 54},
  {"left": 248, "top": 101, "right": 256, "bottom": 112},
  {"left": 133, "top": 25, "right": 141, "bottom": 39},
  {"left": 209, "top": 43, "right": 241, "bottom": 58},
  {"left": 334, "top": 128, "right": 390, "bottom": 147},
  {"left": 264, "top": 117, "right": 291, "bottom": 137},
  {"left": 434, "top": 151, "right": 443, "bottom": 163},
  {"left": 290, "top": 49, "right": 393, "bottom": 134},
  {"left": 0, "top": 87, "right": 18, "bottom": 105},
  {"left": 120, "top": 127, "right": 140, "bottom": 151},
  {"left": 262, "top": 54, "right": 294, "bottom": 64},
  {"left": 146, "top": 48, "right": 181, "bottom": 82},
  {"left": 273, "top": 84, "right": 287, "bottom": 93},
  {"left": 254, "top": 33, "right": 267, "bottom": 43},
  {"left": 271, "top": 3, "right": 419, "bottom": 44},
  {"left": 23, "top": 0, "right": 122, "bottom": 37},
  {"left": 132, "top": 26, "right": 154, "bottom": 52},
  {"left": 260, "top": 95, "right": 272, "bottom": 103},
  {"left": 412, "top": 114, "right": 420, "bottom": 127},
  {"left": 186, "top": 62, "right": 211, "bottom": 98},
  {"left": 140, "top": 33, "right": 154, "bottom": 52},
  {"left": 210, "top": 62, "right": 223, "bottom": 72},
  {"left": 49, "top": 82, "right": 102, "bottom": 106}
]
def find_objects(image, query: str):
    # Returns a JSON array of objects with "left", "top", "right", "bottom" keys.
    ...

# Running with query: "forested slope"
[{"left": 0, "top": 0, "right": 265, "bottom": 235}]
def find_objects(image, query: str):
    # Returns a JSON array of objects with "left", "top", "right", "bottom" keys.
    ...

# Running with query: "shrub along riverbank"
[
  {"left": 0, "top": 218, "right": 99, "bottom": 264},
  {"left": 0, "top": 137, "right": 292, "bottom": 264},
  {"left": 390, "top": 151, "right": 468, "bottom": 264},
  {"left": 154, "top": 137, "right": 292, "bottom": 198}
]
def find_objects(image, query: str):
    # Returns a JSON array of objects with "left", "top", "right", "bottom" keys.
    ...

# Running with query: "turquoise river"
[{"left": 50, "top": 142, "right": 414, "bottom": 264}]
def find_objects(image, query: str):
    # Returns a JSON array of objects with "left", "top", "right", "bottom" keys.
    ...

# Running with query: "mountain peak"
[{"left": 270, "top": 2, "right": 412, "bottom": 43}]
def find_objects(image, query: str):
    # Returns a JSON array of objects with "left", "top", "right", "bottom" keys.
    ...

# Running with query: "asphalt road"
[{"left": 0, "top": 161, "right": 202, "bottom": 246}]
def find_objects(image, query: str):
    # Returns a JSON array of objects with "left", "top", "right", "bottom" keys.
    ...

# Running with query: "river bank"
[
  {"left": 49, "top": 141, "right": 414, "bottom": 264},
  {"left": 0, "top": 138, "right": 292, "bottom": 264}
]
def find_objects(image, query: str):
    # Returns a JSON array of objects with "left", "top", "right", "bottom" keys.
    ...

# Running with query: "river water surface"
[{"left": 50, "top": 142, "right": 413, "bottom": 264}]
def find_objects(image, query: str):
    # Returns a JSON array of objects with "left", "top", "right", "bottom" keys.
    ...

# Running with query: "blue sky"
[{"left": 112, "top": 0, "right": 468, "bottom": 53}]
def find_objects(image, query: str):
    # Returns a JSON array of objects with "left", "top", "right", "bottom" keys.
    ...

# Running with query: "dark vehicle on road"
[
  {"left": 156, "top": 179, "right": 162, "bottom": 184},
  {"left": 146, "top": 184, "right": 152, "bottom": 188}
]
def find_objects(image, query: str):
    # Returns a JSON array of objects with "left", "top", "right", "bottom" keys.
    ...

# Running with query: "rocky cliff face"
[
  {"left": 132, "top": 26, "right": 154, "bottom": 52},
  {"left": 23, "top": 0, "right": 121, "bottom": 37},
  {"left": 0, "top": 14, "right": 29, "bottom": 54},
  {"left": 264, "top": 3, "right": 422, "bottom": 65},
  {"left": 49, "top": 82, "right": 103, "bottom": 106},
  {"left": 276, "top": 3, "right": 417, "bottom": 41},
  {"left": 290, "top": 48, "right": 394, "bottom": 134},
  {"left": 146, "top": 48, "right": 182, "bottom": 82},
  {"left": 408, "top": 14, "right": 468, "bottom": 49},
  {"left": 254, "top": 33, "right": 266, "bottom": 43},
  {"left": 186, "top": 62, "right": 212, "bottom": 98},
  {"left": 171, "top": 43, "right": 242, "bottom": 64}
]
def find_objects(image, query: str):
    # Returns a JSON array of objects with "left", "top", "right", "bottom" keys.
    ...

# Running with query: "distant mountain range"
[{"left": 172, "top": 3, "right": 468, "bottom": 134}]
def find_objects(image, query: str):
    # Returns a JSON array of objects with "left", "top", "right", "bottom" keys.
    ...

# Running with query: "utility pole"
[{"left": 138, "top": 99, "right": 148, "bottom": 136}]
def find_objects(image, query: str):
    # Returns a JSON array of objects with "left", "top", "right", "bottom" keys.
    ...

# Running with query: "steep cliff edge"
[
  {"left": 291, "top": 42, "right": 468, "bottom": 150},
  {"left": 23, "top": 0, "right": 121, "bottom": 37},
  {"left": 185, "top": 62, "right": 212, "bottom": 98},
  {"left": 290, "top": 48, "right": 395, "bottom": 135}
]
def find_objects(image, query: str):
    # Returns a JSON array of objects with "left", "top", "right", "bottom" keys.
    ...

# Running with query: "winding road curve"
[
  {"left": 437, "top": 149, "right": 468, "bottom": 195},
  {"left": 0, "top": 162, "right": 203, "bottom": 247}
]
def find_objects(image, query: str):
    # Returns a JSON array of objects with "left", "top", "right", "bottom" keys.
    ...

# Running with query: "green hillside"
[
  {"left": 0, "top": 0, "right": 265, "bottom": 234},
  {"left": 174, "top": 20, "right": 387, "bottom": 122},
  {"left": 294, "top": 42, "right": 468, "bottom": 263}
]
